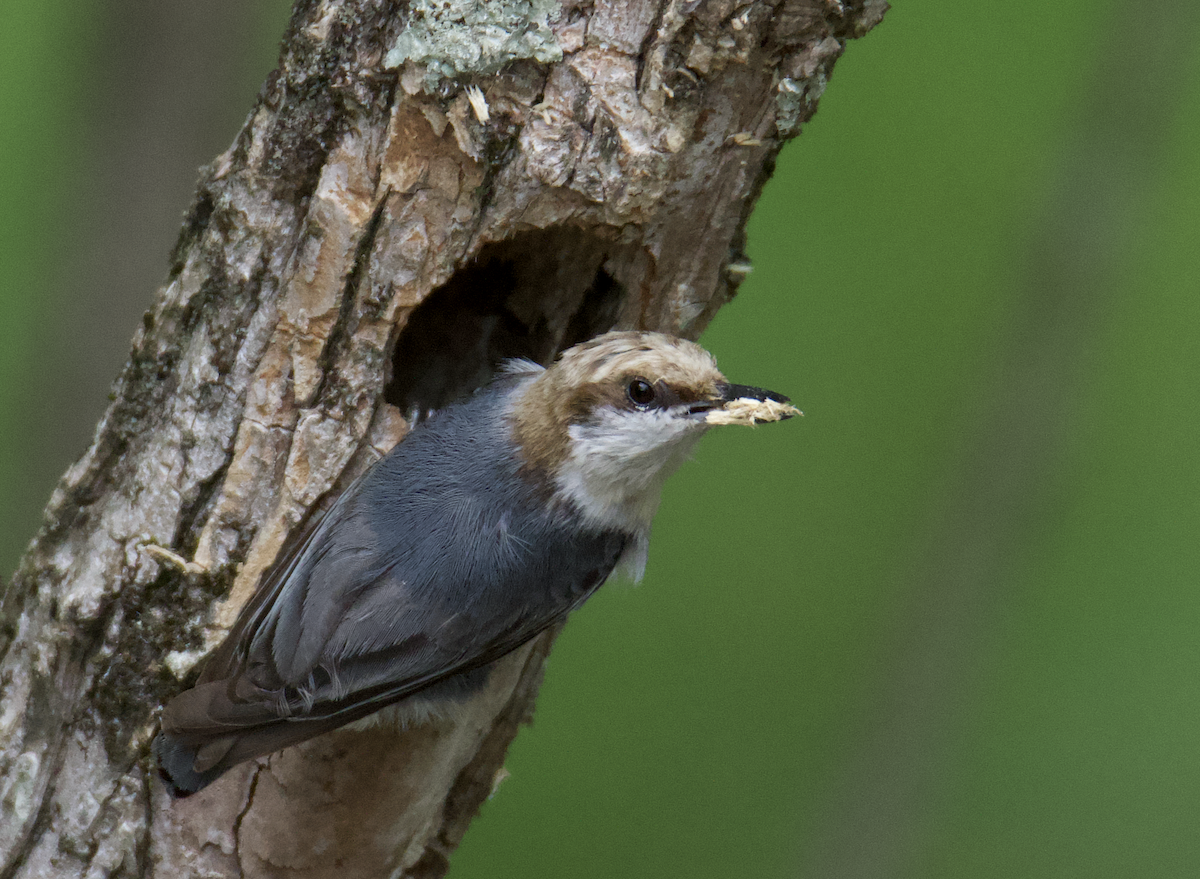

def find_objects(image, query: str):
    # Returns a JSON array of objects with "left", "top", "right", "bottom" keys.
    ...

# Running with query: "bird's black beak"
[{"left": 722, "top": 384, "right": 793, "bottom": 409}]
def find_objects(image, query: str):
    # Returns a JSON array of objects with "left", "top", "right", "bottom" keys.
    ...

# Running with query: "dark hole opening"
[{"left": 386, "top": 228, "right": 627, "bottom": 419}]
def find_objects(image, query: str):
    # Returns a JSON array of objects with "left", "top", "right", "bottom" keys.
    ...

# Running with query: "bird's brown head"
[{"left": 510, "top": 331, "right": 798, "bottom": 532}]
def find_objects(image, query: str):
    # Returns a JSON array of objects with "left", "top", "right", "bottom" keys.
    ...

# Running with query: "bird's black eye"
[{"left": 627, "top": 378, "right": 656, "bottom": 408}]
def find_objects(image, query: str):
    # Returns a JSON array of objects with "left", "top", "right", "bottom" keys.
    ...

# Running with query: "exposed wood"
[{"left": 0, "top": 1, "right": 886, "bottom": 876}]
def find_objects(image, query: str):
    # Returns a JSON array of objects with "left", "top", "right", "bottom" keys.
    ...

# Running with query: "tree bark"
[{"left": 0, "top": 1, "right": 885, "bottom": 876}]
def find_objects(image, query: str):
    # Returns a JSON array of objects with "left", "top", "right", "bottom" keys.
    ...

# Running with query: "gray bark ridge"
[{"left": 0, "top": 1, "right": 886, "bottom": 877}]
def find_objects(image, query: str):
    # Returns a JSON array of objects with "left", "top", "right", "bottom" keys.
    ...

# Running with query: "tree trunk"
[{"left": 0, "top": 1, "right": 885, "bottom": 876}]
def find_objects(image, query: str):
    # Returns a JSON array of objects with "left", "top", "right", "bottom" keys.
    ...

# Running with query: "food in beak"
[{"left": 705, "top": 386, "right": 801, "bottom": 426}]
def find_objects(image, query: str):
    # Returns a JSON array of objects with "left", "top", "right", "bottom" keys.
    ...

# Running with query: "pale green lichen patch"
[
  {"left": 2, "top": 751, "right": 40, "bottom": 824},
  {"left": 775, "top": 72, "right": 828, "bottom": 138},
  {"left": 385, "top": 0, "right": 563, "bottom": 87}
]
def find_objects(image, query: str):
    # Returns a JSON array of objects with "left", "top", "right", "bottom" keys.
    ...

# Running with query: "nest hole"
[{"left": 386, "top": 228, "right": 629, "bottom": 418}]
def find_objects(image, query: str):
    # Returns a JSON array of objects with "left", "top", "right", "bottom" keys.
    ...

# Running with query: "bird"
[{"left": 154, "top": 330, "right": 798, "bottom": 795}]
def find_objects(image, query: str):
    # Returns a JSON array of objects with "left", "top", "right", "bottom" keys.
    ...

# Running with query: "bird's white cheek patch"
[{"left": 705, "top": 397, "right": 801, "bottom": 426}]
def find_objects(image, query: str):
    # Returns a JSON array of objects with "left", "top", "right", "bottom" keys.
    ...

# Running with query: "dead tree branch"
[{"left": 0, "top": 1, "right": 885, "bottom": 876}]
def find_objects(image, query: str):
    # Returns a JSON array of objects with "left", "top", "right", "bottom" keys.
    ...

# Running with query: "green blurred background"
[{"left": 3, "top": 2, "right": 1198, "bottom": 876}]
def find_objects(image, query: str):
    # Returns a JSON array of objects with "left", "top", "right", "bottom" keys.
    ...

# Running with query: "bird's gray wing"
[
  {"left": 163, "top": 457, "right": 625, "bottom": 739},
  {"left": 260, "top": 479, "right": 625, "bottom": 718},
  {"left": 157, "top": 383, "right": 627, "bottom": 792}
]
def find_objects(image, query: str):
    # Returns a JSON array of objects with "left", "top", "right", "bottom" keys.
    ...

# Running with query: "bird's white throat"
[{"left": 554, "top": 406, "right": 708, "bottom": 537}]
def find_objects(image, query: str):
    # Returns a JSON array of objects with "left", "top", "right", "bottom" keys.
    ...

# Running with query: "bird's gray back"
[{"left": 242, "top": 379, "right": 629, "bottom": 715}]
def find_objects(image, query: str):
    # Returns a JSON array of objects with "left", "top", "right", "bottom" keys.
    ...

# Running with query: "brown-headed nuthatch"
[{"left": 154, "top": 330, "right": 798, "bottom": 794}]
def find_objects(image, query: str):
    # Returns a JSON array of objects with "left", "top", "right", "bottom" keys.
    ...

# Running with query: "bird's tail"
[
  {"left": 153, "top": 707, "right": 355, "bottom": 796},
  {"left": 152, "top": 732, "right": 230, "bottom": 796}
]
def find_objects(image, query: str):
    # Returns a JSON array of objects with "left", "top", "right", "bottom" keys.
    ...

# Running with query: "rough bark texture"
[{"left": 0, "top": 1, "right": 885, "bottom": 876}]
